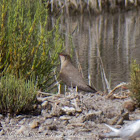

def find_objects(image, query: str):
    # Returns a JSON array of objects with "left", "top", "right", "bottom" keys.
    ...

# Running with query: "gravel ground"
[{"left": 0, "top": 90, "right": 140, "bottom": 140}]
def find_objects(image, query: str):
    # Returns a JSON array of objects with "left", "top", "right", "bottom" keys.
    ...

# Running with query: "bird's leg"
[
  {"left": 74, "top": 86, "right": 79, "bottom": 96},
  {"left": 58, "top": 84, "right": 61, "bottom": 95},
  {"left": 76, "top": 86, "right": 78, "bottom": 92},
  {"left": 65, "top": 85, "right": 67, "bottom": 93}
]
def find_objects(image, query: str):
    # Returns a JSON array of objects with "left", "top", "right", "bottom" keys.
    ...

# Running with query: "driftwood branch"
[{"left": 107, "top": 82, "right": 129, "bottom": 98}]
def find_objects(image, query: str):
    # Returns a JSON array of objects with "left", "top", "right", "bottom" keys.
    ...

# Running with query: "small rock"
[
  {"left": 10, "top": 119, "right": 17, "bottom": 125},
  {"left": 37, "top": 97, "right": 48, "bottom": 102},
  {"left": 51, "top": 104, "right": 63, "bottom": 116},
  {"left": 41, "top": 110, "right": 52, "bottom": 118},
  {"left": 59, "top": 116, "right": 71, "bottom": 120},
  {"left": 69, "top": 116, "right": 83, "bottom": 123},
  {"left": 117, "top": 118, "right": 124, "bottom": 125},
  {"left": 30, "top": 120, "right": 40, "bottom": 129},
  {"left": 83, "top": 111, "right": 102, "bottom": 121},
  {"left": 0, "top": 114, "right": 4, "bottom": 120},
  {"left": 16, "top": 115, "right": 27, "bottom": 121},
  {"left": 107, "top": 110, "right": 129, "bottom": 125},
  {"left": 68, "top": 123, "right": 85, "bottom": 127},
  {"left": 33, "top": 104, "right": 38, "bottom": 109},
  {"left": 107, "top": 117, "right": 119, "bottom": 125},
  {"left": 122, "top": 112, "right": 129, "bottom": 120},
  {"left": 41, "top": 101, "right": 48, "bottom": 109},
  {"left": 44, "top": 118, "right": 53, "bottom": 125},
  {"left": 85, "top": 121, "right": 96, "bottom": 128},
  {"left": 38, "top": 126, "right": 46, "bottom": 133},
  {"left": 75, "top": 107, "right": 82, "bottom": 113},
  {"left": 16, "top": 125, "right": 26, "bottom": 134},
  {"left": 123, "top": 100, "right": 136, "bottom": 112},
  {"left": 0, "top": 122, "right": 2, "bottom": 128},
  {"left": 5, "top": 117, "right": 10, "bottom": 124},
  {"left": 61, "top": 106, "right": 76, "bottom": 115},
  {"left": 0, "top": 130, "right": 5, "bottom": 136},
  {"left": 37, "top": 104, "right": 42, "bottom": 109},
  {"left": 18, "top": 118, "right": 27, "bottom": 125},
  {"left": 48, "top": 125, "right": 57, "bottom": 130}
]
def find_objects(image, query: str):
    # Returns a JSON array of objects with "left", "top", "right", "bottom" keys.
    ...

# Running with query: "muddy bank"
[{"left": 0, "top": 90, "right": 140, "bottom": 140}]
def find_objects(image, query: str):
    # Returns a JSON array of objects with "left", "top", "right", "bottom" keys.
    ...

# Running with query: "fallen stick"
[{"left": 107, "top": 82, "right": 129, "bottom": 98}]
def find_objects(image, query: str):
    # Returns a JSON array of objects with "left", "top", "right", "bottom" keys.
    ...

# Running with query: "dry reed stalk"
[{"left": 47, "top": 0, "right": 139, "bottom": 14}]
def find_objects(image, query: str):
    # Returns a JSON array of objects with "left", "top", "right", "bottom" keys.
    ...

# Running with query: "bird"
[
  {"left": 58, "top": 53, "right": 97, "bottom": 93},
  {"left": 100, "top": 120, "right": 140, "bottom": 140}
]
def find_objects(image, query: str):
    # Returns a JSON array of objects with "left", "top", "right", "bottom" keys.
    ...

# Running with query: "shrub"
[
  {"left": 0, "top": 74, "right": 37, "bottom": 115},
  {"left": 130, "top": 60, "right": 140, "bottom": 105},
  {"left": 0, "top": 0, "right": 63, "bottom": 92}
]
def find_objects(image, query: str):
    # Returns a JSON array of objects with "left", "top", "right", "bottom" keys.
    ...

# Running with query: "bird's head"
[
  {"left": 59, "top": 53, "right": 72, "bottom": 63},
  {"left": 58, "top": 53, "right": 72, "bottom": 68}
]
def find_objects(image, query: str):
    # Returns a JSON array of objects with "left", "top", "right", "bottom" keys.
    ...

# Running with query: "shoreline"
[{"left": 43, "top": 0, "right": 140, "bottom": 15}]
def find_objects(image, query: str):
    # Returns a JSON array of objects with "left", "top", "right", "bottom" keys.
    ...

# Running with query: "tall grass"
[
  {"left": 130, "top": 60, "right": 140, "bottom": 105},
  {"left": 0, "top": 74, "right": 37, "bottom": 115},
  {"left": 45, "top": 0, "right": 139, "bottom": 15},
  {"left": 0, "top": 0, "right": 63, "bottom": 92}
]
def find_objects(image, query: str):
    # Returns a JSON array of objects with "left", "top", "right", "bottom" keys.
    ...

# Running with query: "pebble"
[
  {"left": 44, "top": 118, "right": 53, "bottom": 125},
  {"left": 59, "top": 116, "right": 71, "bottom": 120},
  {"left": 5, "top": 117, "right": 10, "bottom": 124},
  {"left": 48, "top": 125, "right": 57, "bottom": 130},
  {"left": 123, "top": 100, "right": 136, "bottom": 112},
  {"left": 30, "top": 120, "right": 40, "bottom": 129},
  {"left": 41, "top": 101, "right": 48, "bottom": 109},
  {"left": 16, "top": 125, "right": 26, "bottom": 134},
  {"left": 83, "top": 111, "right": 102, "bottom": 121},
  {"left": 61, "top": 106, "right": 76, "bottom": 115},
  {"left": 38, "top": 126, "right": 46, "bottom": 133},
  {"left": 0, "top": 130, "right": 5, "bottom": 136},
  {"left": 18, "top": 118, "right": 26, "bottom": 125},
  {"left": 0, "top": 114, "right": 4, "bottom": 120},
  {"left": 10, "top": 118, "right": 17, "bottom": 125}
]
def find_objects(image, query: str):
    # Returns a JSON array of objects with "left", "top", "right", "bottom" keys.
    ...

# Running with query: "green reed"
[
  {"left": 0, "top": 0, "right": 63, "bottom": 92},
  {"left": 130, "top": 60, "right": 140, "bottom": 105},
  {"left": 0, "top": 74, "right": 37, "bottom": 115}
]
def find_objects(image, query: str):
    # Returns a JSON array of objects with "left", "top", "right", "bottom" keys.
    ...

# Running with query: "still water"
[{"left": 50, "top": 10, "right": 140, "bottom": 92}]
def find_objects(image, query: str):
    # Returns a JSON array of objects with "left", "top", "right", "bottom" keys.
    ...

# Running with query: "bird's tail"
[
  {"left": 88, "top": 85, "right": 97, "bottom": 93},
  {"left": 100, "top": 124, "right": 120, "bottom": 139}
]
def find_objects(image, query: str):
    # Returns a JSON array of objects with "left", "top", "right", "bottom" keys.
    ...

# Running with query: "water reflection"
[{"left": 50, "top": 10, "right": 140, "bottom": 92}]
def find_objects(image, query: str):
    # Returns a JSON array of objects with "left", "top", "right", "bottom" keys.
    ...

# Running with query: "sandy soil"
[{"left": 0, "top": 91, "right": 140, "bottom": 140}]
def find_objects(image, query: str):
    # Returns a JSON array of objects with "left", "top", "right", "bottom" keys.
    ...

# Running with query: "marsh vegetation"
[
  {"left": 44, "top": 0, "right": 140, "bottom": 15},
  {"left": 0, "top": 0, "right": 63, "bottom": 114}
]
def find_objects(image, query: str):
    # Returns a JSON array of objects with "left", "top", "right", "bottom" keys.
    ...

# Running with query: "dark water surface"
[{"left": 50, "top": 10, "right": 140, "bottom": 92}]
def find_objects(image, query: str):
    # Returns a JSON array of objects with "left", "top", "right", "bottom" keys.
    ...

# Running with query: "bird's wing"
[
  {"left": 121, "top": 120, "right": 140, "bottom": 139},
  {"left": 103, "top": 121, "right": 140, "bottom": 139},
  {"left": 101, "top": 132, "right": 120, "bottom": 138},
  {"left": 60, "top": 63, "right": 97, "bottom": 92},
  {"left": 59, "top": 71, "right": 73, "bottom": 86},
  {"left": 60, "top": 64, "right": 87, "bottom": 87},
  {"left": 105, "top": 124, "right": 120, "bottom": 133},
  {"left": 101, "top": 124, "right": 120, "bottom": 138}
]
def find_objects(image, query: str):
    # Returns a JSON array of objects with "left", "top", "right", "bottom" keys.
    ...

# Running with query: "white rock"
[
  {"left": 61, "top": 106, "right": 75, "bottom": 114},
  {"left": 41, "top": 101, "right": 48, "bottom": 108},
  {"left": 16, "top": 125, "right": 26, "bottom": 134},
  {"left": 30, "top": 120, "right": 40, "bottom": 129}
]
